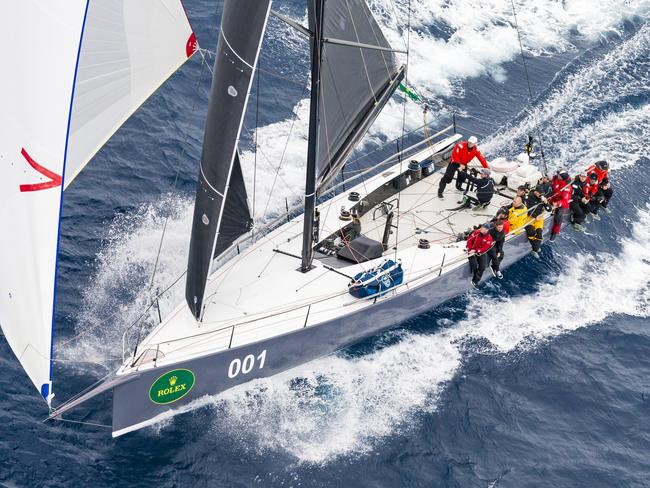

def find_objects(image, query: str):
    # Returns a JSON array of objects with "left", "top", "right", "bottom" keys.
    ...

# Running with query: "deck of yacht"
[{"left": 121, "top": 138, "right": 517, "bottom": 374}]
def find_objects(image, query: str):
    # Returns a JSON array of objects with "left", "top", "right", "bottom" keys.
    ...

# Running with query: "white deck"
[{"left": 120, "top": 137, "right": 522, "bottom": 375}]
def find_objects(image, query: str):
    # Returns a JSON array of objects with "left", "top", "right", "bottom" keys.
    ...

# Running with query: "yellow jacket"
[
  {"left": 508, "top": 205, "right": 531, "bottom": 231},
  {"left": 531, "top": 217, "right": 544, "bottom": 231}
]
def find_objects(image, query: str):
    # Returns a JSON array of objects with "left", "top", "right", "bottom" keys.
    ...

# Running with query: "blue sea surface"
[{"left": 2, "top": 1, "right": 650, "bottom": 487}]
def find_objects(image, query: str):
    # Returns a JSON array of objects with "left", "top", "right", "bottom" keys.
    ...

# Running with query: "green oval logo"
[{"left": 149, "top": 369, "right": 195, "bottom": 405}]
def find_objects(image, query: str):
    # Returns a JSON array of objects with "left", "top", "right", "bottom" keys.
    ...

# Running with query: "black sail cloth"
[
  {"left": 185, "top": 0, "right": 270, "bottom": 319},
  {"left": 312, "top": 0, "right": 404, "bottom": 192}
]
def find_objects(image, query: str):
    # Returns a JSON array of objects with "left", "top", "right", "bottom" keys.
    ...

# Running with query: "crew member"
[
  {"left": 492, "top": 208, "right": 511, "bottom": 234},
  {"left": 570, "top": 172, "right": 589, "bottom": 231},
  {"left": 549, "top": 169, "right": 572, "bottom": 240},
  {"left": 516, "top": 185, "right": 528, "bottom": 199},
  {"left": 461, "top": 168, "right": 495, "bottom": 207},
  {"left": 600, "top": 178, "right": 613, "bottom": 213},
  {"left": 488, "top": 219, "right": 505, "bottom": 279},
  {"left": 438, "top": 136, "right": 489, "bottom": 198},
  {"left": 586, "top": 160, "right": 609, "bottom": 182},
  {"left": 525, "top": 216, "right": 544, "bottom": 259},
  {"left": 586, "top": 160, "right": 612, "bottom": 213},
  {"left": 537, "top": 175, "right": 553, "bottom": 199},
  {"left": 466, "top": 223, "right": 494, "bottom": 288},
  {"left": 503, "top": 186, "right": 528, "bottom": 211},
  {"left": 525, "top": 185, "right": 549, "bottom": 218},
  {"left": 507, "top": 196, "right": 530, "bottom": 232},
  {"left": 585, "top": 172, "right": 603, "bottom": 221}
]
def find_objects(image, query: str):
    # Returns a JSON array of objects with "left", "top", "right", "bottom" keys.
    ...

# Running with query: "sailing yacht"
[{"left": 2, "top": 0, "right": 578, "bottom": 437}]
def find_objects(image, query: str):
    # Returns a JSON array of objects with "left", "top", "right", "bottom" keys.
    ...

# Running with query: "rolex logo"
[{"left": 149, "top": 369, "right": 195, "bottom": 405}]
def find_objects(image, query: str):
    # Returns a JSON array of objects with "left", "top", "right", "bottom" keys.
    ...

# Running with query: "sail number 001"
[{"left": 228, "top": 350, "right": 267, "bottom": 378}]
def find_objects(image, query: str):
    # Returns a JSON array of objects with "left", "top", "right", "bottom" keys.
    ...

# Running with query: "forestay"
[
  {"left": 185, "top": 0, "right": 271, "bottom": 320},
  {"left": 0, "top": 0, "right": 194, "bottom": 403},
  {"left": 313, "top": 0, "right": 404, "bottom": 192}
]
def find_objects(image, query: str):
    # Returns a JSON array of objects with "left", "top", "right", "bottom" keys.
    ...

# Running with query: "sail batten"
[
  {"left": 0, "top": 0, "right": 193, "bottom": 401},
  {"left": 185, "top": 0, "right": 271, "bottom": 320}
]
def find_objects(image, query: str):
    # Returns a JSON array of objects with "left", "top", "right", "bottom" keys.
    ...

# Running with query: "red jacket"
[
  {"left": 586, "top": 164, "right": 608, "bottom": 183},
  {"left": 551, "top": 176, "right": 573, "bottom": 209},
  {"left": 466, "top": 230, "right": 493, "bottom": 254},
  {"left": 450, "top": 141, "right": 489, "bottom": 168}
]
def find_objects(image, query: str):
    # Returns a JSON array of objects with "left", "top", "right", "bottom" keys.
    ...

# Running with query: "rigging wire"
[
  {"left": 394, "top": 0, "right": 412, "bottom": 262},
  {"left": 58, "top": 25, "right": 211, "bottom": 354},
  {"left": 509, "top": 0, "right": 549, "bottom": 175},
  {"left": 363, "top": 1, "right": 392, "bottom": 77},
  {"left": 53, "top": 417, "right": 113, "bottom": 429},
  {"left": 261, "top": 83, "right": 310, "bottom": 220},
  {"left": 149, "top": 0, "right": 225, "bottom": 292}
]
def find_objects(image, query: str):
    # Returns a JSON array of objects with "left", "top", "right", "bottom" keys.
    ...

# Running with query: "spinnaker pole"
[{"left": 300, "top": 0, "right": 325, "bottom": 273}]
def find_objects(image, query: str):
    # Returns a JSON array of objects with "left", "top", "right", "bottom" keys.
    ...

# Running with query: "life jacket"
[
  {"left": 530, "top": 217, "right": 544, "bottom": 231},
  {"left": 466, "top": 229, "right": 493, "bottom": 254},
  {"left": 508, "top": 204, "right": 531, "bottom": 231},
  {"left": 450, "top": 142, "right": 489, "bottom": 168}
]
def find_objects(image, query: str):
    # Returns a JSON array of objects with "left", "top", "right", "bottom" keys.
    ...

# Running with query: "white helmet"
[{"left": 468, "top": 136, "right": 478, "bottom": 145}]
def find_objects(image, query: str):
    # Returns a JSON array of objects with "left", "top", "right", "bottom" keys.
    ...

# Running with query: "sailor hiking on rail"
[
  {"left": 549, "top": 169, "right": 572, "bottom": 240},
  {"left": 465, "top": 223, "right": 494, "bottom": 288},
  {"left": 438, "top": 136, "right": 489, "bottom": 198},
  {"left": 569, "top": 172, "right": 591, "bottom": 231},
  {"left": 462, "top": 152, "right": 615, "bottom": 289},
  {"left": 487, "top": 219, "right": 506, "bottom": 279}
]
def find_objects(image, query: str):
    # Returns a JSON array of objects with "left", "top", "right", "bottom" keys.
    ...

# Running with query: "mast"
[{"left": 301, "top": 0, "right": 325, "bottom": 273}]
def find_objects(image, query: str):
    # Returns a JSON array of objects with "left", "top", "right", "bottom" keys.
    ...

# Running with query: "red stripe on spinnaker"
[{"left": 19, "top": 148, "right": 62, "bottom": 192}]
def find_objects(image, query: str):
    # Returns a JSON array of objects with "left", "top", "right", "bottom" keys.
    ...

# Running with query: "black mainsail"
[
  {"left": 301, "top": 0, "right": 405, "bottom": 270},
  {"left": 314, "top": 0, "right": 405, "bottom": 192},
  {"left": 185, "top": 0, "right": 271, "bottom": 319}
]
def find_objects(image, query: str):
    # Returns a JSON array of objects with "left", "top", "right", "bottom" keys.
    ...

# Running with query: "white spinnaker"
[
  {"left": 66, "top": 0, "right": 195, "bottom": 187},
  {"left": 0, "top": 0, "right": 193, "bottom": 403}
]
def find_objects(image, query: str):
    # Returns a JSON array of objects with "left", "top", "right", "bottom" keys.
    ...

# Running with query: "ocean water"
[{"left": 2, "top": 1, "right": 650, "bottom": 486}]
